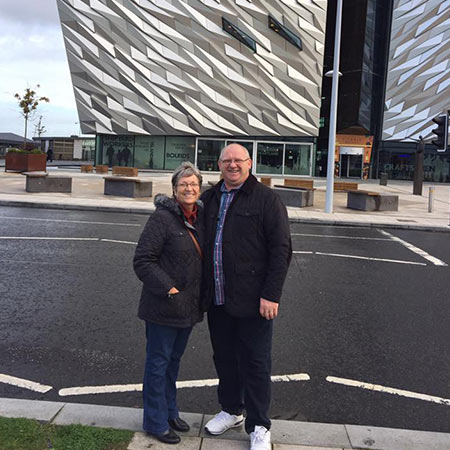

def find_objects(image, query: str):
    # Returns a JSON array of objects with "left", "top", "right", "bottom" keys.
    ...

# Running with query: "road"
[{"left": 0, "top": 206, "right": 449, "bottom": 433}]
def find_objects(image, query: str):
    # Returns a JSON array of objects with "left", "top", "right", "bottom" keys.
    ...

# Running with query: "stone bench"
[
  {"left": 347, "top": 190, "right": 398, "bottom": 211},
  {"left": 112, "top": 166, "right": 138, "bottom": 177},
  {"left": 284, "top": 178, "right": 314, "bottom": 189},
  {"left": 104, "top": 176, "right": 152, "bottom": 198},
  {"left": 24, "top": 172, "right": 72, "bottom": 193},
  {"left": 334, "top": 181, "right": 359, "bottom": 192},
  {"left": 273, "top": 185, "right": 314, "bottom": 207}
]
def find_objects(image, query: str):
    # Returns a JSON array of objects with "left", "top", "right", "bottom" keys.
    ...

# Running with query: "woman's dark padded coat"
[{"left": 133, "top": 194, "right": 204, "bottom": 328}]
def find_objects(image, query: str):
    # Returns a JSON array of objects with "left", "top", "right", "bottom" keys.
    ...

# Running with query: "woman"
[{"left": 133, "top": 162, "right": 204, "bottom": 445}]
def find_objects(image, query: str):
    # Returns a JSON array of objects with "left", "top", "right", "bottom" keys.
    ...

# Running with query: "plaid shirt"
[{"left": 213, "top": 183, "right": 240, "bottom": 305}]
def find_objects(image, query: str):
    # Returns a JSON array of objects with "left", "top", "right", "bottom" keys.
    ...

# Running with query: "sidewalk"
[
  {"left": 2, "top": 397, "right": 450, "bottom": 449},
  {"left": 0, "top": 169, "right": 449, "bottom": 231}
]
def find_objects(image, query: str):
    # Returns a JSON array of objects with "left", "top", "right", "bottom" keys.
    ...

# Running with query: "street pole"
[
  {"left": 413, "top": 136, "right": 424, "bottom": 196},
  {"left": 325, "top": 0, "right": 343, "bottom": 213}
]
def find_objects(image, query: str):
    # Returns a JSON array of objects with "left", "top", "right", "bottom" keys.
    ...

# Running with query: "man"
[{"left": 201, "top": 143, "right": 292, "bottom": 450}]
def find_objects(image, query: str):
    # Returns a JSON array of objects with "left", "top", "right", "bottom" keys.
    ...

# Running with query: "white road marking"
[
  {"left": 0, "top": 216, "right": 141, "bottom": 227},
  {"left": 378, "top": 229, "right": 448, "bottom": 266},
  {"left": 100, "top": 238, "right": 137, "bottom": 245},
  {"left": 0, "top": 237, "right": 137, "bottom": 245},
  {"left": 0, "top": 374, "right": 52, "bottom": 393},
  {"left": 58, "top": 373, "right": 311, "bottom": 396},
  {"left": 291, "top": 233, "right": 391, "bottom": 241},
  {"left": 0, "top": 237, "right": 98, "bottom": 241},
  {"left": 326, "top": 376, "right": 450, "bottom": 406},
  {"left": 293, "top": 251, "right": 426, "bottom": 266}
]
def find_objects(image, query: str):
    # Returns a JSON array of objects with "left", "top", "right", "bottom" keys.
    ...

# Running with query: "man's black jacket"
[{"left": 201, "top": 174, "right": 292, "bottom": 317}]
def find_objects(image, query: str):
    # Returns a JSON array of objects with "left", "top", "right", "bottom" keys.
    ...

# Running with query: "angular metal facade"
[
  {"left": 56, "top": 0, "right": 327, "bottom": 137},
  {"left": 383, "top": 0, "right": 450, "bottom": 142}
]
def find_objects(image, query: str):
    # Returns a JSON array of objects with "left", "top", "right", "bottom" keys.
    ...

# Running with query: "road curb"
[{"left": 1, "top": 199, "right": 449, "bottom": 232}]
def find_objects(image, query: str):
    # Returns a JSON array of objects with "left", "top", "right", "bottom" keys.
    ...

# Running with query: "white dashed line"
[
  {"left": 293, "top": 251, "right": 426, "bottom": 266},
  {"left": 0, "top": 216, "right": 141, "bottom": 226},
  {"left": 0, "top": 237, "right": 99, "bottom": 241},
  {"left": 0, "top": 374, "right": 53, "bottom": 393},
  {"left": 326, "top": 376, "right": 450, "bottom": 406},
  {"left": 100, "top": 239, "right": 137, "bottom": 245},
  {"left": 291, "top": 233, "right": 391, "bottom": 241},
  {"left": 378, "top": 229, "right": 448, "bottom": 266},
  {"left": 58, "top": 373, "right": 311, "bottom": 396}
]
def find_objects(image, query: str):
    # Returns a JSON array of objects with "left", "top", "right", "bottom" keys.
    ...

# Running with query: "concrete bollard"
[{"left": 428, "top": 187, "right": 434, "bottom": 213}]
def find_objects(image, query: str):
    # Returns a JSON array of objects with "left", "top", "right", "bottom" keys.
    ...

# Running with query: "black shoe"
[
  {"left": 169, "top": 417, "right": 190, "bottom": 432},
  {"left": 148, "top": 428, "right": 181, "bottom": 444}
]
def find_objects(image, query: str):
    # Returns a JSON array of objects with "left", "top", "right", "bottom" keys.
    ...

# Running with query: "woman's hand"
[{"left": 168, "top": 287, "right": 180, "bottom": 295}]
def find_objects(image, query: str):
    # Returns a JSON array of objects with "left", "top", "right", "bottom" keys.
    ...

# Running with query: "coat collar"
[{"left": 213, "top": 174, "right": 257, "bottom": 197}]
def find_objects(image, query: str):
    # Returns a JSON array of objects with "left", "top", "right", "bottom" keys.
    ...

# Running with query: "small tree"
[
  {"left": 14, "top": 85, "right": 49, "bottom": 149},
  {"left": 34, "top": 116, "right": 46, "bottom": 138}
]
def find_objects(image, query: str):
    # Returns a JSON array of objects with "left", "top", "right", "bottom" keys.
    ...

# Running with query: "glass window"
[
  {"left": 222, "top": 17, "right": 257, "bottom": 52},
  {"left": 164, "top": 137, "right": 196, "bottom": 170},
  {"left": 284, "top": 144, "right": 311, "bottom": 175},
  {"left": 268, "top": 15, "right": 303, "bottom": 51},
  {"left": 102, "top": 135, "right": 134, "bottom": 167},
  {"left": 256, "top": 142, "right": 283, "bottom": 174},
  {"left": 134, "top": 136, "right": 165, "bottom": 169},
  {"left": 197, "top": 139, "right": 224, "bottom": 172},
  {"left": 226, "top": 140, "right": 254, "bottom": 161}
]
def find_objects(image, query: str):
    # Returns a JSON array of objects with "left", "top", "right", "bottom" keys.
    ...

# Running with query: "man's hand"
[
  {"left": 259, "top": 298, "right": 279, "bottom": 320},
  {"left": 168, "top": 287, "right": 179, "bottom": 295}
]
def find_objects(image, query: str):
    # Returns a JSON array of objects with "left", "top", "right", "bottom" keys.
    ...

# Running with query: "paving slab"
[
  {"left": 201, "top": 438, "right": 249, "bottom": 449},
  {"left": 0, "top": 398, "right": 64, "bottom": 422},
  {"left": 271, "top": 420, "right": 351, "bottom": 448},
  {"left": 52, "top": 403, "right": 142, "bottom": 431},
  {"left": 128, "top": 433, "right": 201, "bottom": 450},
  {"left": 274, "top": 445, "right": 350, "bottom": 450},
  {"left": 346, "top": 424, "right": 450, "bottom": 450}
]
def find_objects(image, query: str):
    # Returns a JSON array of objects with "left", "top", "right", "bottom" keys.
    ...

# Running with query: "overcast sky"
[{"left": 0, "top": 0, "right": 80, "bottom": 138}]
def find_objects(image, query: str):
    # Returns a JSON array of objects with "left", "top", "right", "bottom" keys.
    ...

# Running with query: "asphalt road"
[{"left": 1, "top": 206, "right": 450, "bottom": 433}]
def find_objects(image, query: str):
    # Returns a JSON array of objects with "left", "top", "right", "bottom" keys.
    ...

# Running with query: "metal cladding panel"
[
  {"left": 383, "top": 0, "right": 450, "bottom": 142},
  {"left": 56, "top": 0, "right": 326, "bottom": 137}
]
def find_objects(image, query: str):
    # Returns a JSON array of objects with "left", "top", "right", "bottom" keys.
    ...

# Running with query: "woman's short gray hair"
[{"left": 171, "top": 161, "right": 202, "bottom": 189}]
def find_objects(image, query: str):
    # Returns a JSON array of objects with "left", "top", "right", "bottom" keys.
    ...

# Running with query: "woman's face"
[{"left": 173, "top": 174, "right": 200, "bottom": 208}]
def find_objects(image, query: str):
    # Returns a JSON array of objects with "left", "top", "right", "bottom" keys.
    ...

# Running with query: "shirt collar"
[{"left": 220, "top": 182, "right": 243, "bottom": 193}]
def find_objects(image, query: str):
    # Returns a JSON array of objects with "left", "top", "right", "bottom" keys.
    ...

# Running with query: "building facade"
[
  {"left": 58, "top": 0, "right": 449, "bottom": 181},
  {"left": 56, "top": 0, "right": 327, "bottom": 176}
]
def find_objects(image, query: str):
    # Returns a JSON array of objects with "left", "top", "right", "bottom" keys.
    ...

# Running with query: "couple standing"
[{"left": 133, "top": 143, "right": 292, "bottom": 450}]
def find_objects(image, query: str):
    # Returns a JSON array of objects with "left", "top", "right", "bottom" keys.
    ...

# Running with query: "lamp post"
[{"left": 325, "top": 0, "right": 343, "bottom": 214}]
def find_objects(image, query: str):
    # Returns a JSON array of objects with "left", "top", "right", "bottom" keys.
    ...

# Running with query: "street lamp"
[{"left": 324, "top": 0, "right": 343, "bottom": 214}]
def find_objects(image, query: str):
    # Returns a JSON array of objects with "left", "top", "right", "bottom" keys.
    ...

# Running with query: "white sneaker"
[
  {"left": 204, "top": 410, "right": 244, "bottom": 435},
  {"left": 250, "top": 426, "right": 271, "bottom": 450}
]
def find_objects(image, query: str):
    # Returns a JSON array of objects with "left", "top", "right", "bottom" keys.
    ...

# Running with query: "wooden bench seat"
[
  {"left": 284, "top": 178, "right": 314, "bottom": 189},
  {"left": 81, "top": 164, "right": 94, "bottom": 173},
  {"left": 334, "top": 181, "right": 359, "bottom": 192},
  {"left": 95, "top": 165, "right": 108, "bottom": 174},
  {"left": 112, "top": 166, "right": 138, "bottom": 177}
]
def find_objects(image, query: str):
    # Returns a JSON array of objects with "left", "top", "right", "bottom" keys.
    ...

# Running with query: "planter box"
[{"left": 5, "top": 153, "right": 46, "bottom": 172}]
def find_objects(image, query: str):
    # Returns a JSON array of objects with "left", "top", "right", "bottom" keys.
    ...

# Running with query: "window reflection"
[
  {"left": 256, "top": 142, "right": 283, "bottom": 174},
  {"left": 197, "top": 139, "right": 224, "bottom": 171},
  {"left": 284, "top": 144, "right": 311, "bottom": 175}
]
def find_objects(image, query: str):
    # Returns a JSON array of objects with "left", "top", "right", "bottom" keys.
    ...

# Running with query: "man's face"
[{"left": 218, "top": 145, "right": 252, "bottom": 188}]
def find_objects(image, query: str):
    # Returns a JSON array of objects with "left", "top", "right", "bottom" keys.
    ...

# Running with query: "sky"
[{"left": 0, "top": 0, "right": 81, "bottom": 138}]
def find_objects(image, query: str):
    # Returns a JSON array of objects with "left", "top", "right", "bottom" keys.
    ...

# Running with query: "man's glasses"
[
  {"left": 177, "top": 182, "right": 200, "bottom": 189},
  {"left": 220, "top": 158, "right": 250, "bottom": 166}
]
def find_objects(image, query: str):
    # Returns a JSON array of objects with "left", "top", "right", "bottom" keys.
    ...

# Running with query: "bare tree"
[
  {"left": 14, "top": 85, "right": 49, "bottom": 148},
  {"left": 34, "top": 116, "right": 47, "bottom": 138}
]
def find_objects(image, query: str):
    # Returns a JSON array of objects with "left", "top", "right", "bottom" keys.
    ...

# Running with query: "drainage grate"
[{"left": 396, "top": 219, "right": 417, "bottom": 223}]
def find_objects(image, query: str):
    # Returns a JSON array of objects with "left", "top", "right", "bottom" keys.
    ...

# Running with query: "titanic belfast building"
[{"left": 57, "top": 0, "right": 450, "bottom": 182}]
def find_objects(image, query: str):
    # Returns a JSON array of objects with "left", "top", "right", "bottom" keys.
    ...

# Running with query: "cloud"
[{"left": 0, "top": 0, "right": 78, "bottom": 136}]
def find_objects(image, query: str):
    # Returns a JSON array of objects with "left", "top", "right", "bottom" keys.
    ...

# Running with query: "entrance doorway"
[{"left": 339, "top": 147, "right": 363, "bottom": 178}]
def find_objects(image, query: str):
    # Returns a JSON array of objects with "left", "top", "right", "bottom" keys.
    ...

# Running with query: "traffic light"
[{"left": 431, "top": 114, "right": 448, "bottom": 152}]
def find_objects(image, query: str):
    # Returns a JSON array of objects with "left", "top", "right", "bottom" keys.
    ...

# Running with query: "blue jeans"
[{"left": 143, "top": 321, "right": 192, "bottom": 434}]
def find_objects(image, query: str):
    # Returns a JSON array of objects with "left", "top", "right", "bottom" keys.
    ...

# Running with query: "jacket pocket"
[{"left": 159, "top": 291, "right": 190, "bottom": 319}]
